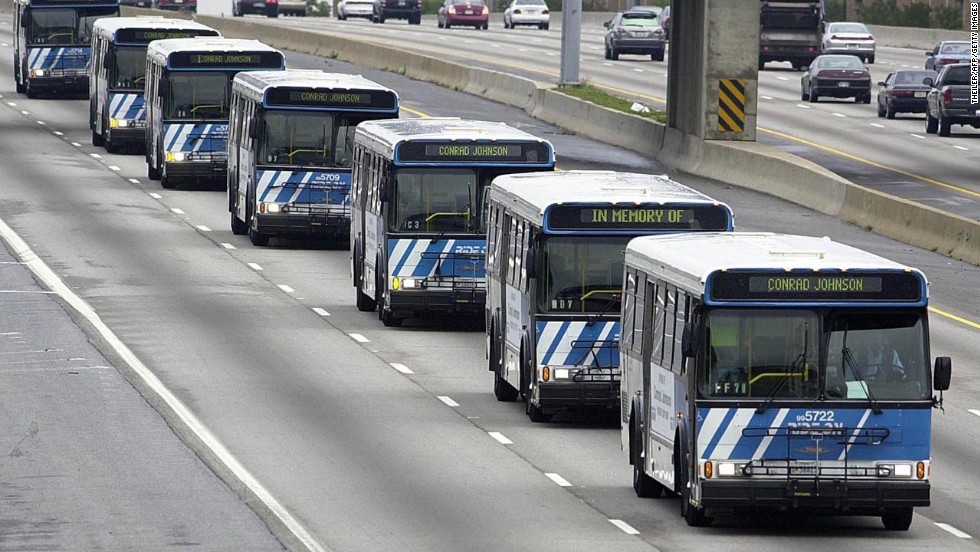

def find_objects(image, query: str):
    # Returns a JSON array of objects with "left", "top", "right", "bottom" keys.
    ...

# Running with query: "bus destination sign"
[
  {"left": 709, "top": 271, "right": 923, "bottom": 302},
  {"left": 117, "top": 28, "right": 218, "bottom": 45},
  {"left": 170, "top": 51, "right": 284, "bottom": 69},
  {"left": 548, "top": 205, "right": 732, "bottom": 231},
  {"left": 266, "top": 88, "right": 397, "bottom": 110},
  {"left": 398, "top": 141, "right": 552, "bottom": 164}
]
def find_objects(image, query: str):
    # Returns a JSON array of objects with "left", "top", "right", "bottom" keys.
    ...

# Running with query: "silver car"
[
  {"left": 503, "top": 0, "right": 549, "bottom": 30},
  {"left": 338, "top": 0, "right": 374, "bottom": 18},
  {"left": 822, "top": 22, "right": 876, "bottom": 64}
]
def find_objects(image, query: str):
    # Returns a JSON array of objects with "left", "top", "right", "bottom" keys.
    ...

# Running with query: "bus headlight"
[
  {"left": 717, "top": 462, "right": 738, "bottom": 477},
  {"left": 166, "top": 151, "right": 186, "bottom": 162},
  {"left": 553, "top": 368, "right": 569, "bottom": 379},
  {"left": 110, "top": 118, "right": 130, "bottom": 128},
  {"left": 876, "top": 463, "right": 913, "bottom": 478},
  {"left": 260, "top": 203, "right": 281, "bottom": 214},
  {"left": 401, "top": 278, "right": 419, "bottom": 289},
  {"left": 31, "top": 69, "right": 45, "bottom": 77}
]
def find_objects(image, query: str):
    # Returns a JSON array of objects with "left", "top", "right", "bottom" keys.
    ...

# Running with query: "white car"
[
  {"left": 337, "top": 0, "right": 374, "bottom": 19},
  {"left": 822, "top": 21, "right": 876, "bottom": 64},
  {"left": 503, "top": 0, "right": 549, "bottom": 30}
]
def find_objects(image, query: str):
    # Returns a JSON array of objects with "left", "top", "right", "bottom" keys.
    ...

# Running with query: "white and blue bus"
[
  {"left": 13, "top": 0, "right": 119, "bottom": 98},
  {"left": 621, "top": 232, "right": 952, "bottom": 530},
  {"left": 485, "top": 171, "right": 735, "bottom": 422},
  {"left": 350, "top": 118, "right": 555, "bottom": 327},
  {"left": 90, "top": 17, "right": 219, "bottom": 153},
  {"left": 144, "top": 38, "right": 285, "bottom": 189},
  {"left": 227, "top": 70, "right": 399, "bottom": 246}
]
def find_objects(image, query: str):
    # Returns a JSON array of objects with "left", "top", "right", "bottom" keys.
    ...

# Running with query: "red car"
[{"left": 437, "top": 0, "right": 489, "bottom": 29}]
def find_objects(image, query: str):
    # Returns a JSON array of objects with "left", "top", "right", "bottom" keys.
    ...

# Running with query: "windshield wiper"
[
  {"left": 842, "top": 346, "right": 882, "bottom": 415},
  {"left": 757, "top": 324, "right": 809, "bottom": 414},
  {"left": 586, "top": 294, "right": 620, "bottom": 327}
]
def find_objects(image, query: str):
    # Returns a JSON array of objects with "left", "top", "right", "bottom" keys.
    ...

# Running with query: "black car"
[
  {"left": 372, "top": 0, "right": 422, "bottom": 24},
  {"left": 603, "top": 9, "right": 666, "bottom": 61},
  {"left": 876, "top": 69, "right": 937, "bottom": 119},
  {"left": 801, "top": 54, "right": 871, "bottom": 103}
]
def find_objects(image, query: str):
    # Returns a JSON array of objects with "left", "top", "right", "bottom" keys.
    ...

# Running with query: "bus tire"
[
  {"left": 523, "top": 351, "right": 551, "bottom": 423},
  {"left": 92, "top": 128, "right": 104, "bottom": 147},
  {"left": 354, "top": 246, "right": 376, "bottom": 312},
  {"left": 161, "top": 169, "right": 176, "bottom": 189},
  {"left": 377, "top": 265, "right": 403, "bottom": 327},
  {"left": 680, "top": 454, "right": 712, "bottom": 527},
  {"left": 631, "top": 414, "right": 663, "bottom": 498},
  {"left": 248, "top": 225, "right": 269, "bottom": 246},
  {"left": 104, "top": 136, "right": 120, "bottom": 154},
  {"left": 492, "top": 327, "right": 518, "bottom": 401},
  {"left": 25, "top": 80, "right": 38, "bottom": 99},
  {"left": 15, "top": 57, "right": 25, "bottom": 94},
  {"left": 147, "top": 162, "right": 161, "bottom": 181},
  {"left": 231, "top": 212, "right": 248, "bottom": 236},
  {"left": 882, "top": 507, "right": 913, "bottom": 531}
]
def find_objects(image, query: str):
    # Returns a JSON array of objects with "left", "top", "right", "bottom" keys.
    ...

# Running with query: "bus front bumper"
[
  {"left": 164, "top": 159, "right": 227, "bottom": 181},
  {"left": 27, "top": 73, "right": 88, "bottom": 92},
  {"left": 106, "top": 125, "right": 146, "bottom": 147},
  {"left": 254, "top": 212, "right": 350, "bottom": 238},
  {"left": 388, "top": 287, "right": 485, "bottom": 317},
  {"left": 700, "top": 478, "right": 930, "bottom": 513},
  {"left": 536, "top": 379, "right": 619, "bottom": 408}
]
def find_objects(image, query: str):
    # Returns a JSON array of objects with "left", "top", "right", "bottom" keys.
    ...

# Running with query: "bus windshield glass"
[
  {"left": 392, "top": 168, "right": 479, "bottom": 234},
  {"left": 259, "top": 111, "right": 368, "bottom": 168},
  {"left": 538, "top": 236, "right": 626, "bottom": 314},
  {"left": 111, "top": 46, "right": 146, "bottom": 89},
  {"left": 165, "top": 72, "right": 230, "bottom": 119},
  {"left": 29, "top": 7, "right": 115, "bottom": 45},
  {"left": 700, "top": 309, "right": 929, "bottom": 401}
]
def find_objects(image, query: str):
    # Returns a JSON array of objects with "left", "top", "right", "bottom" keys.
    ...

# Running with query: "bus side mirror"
[
  {"left": 681, "top": 322, "right": 696, "bottom": 358},
  {"left": 248, "top": 119, "right": 264, "bottom": 139},
  {"left": 933, "top": 357, "right": 951, "bottom": 391}
]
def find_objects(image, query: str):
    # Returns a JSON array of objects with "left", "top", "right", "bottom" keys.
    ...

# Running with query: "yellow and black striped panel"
[{"left": 717, "top": 78, "right": 746, "bottom": 133}]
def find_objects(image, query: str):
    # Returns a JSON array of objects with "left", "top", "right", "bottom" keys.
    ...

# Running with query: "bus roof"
[
  {"left": 147, "top": 38, "right": 282, "bottom": 64},
  {"left": 17, "top": 0, "right": 118, "bottom": 6},
  {"left": 488, "top": 171, "right": 733, "bottom": 224},
  {"left": 355, "top": 118, "right": 550, "bottom": 158},
  {"left": 625, "top": 232, "right": 923, "bottom": 293},
  {"left": 93, "top": 17, "right": 219, "bottom": 42},
  {"left": 233, "top": 70, "right": 398, "bottom": 105}
]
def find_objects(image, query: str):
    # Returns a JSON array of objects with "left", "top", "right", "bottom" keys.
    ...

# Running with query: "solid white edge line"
[
  {"left": 390, "top": 362, "right": 414, "bottom": 374},
  {"left": 0, "top": 216, "right": 328, "bottom": 552},
  {"left": 349, "top": 333, "right": 370, "bottom": 343},
  {"left": 312, "top": 307, "right": 330, "bottom": 317},
  {"left": 488, "top": 431, "right": 513, "bottom": 445},
  {"left": 609, "top": 519, "right": 640, "bottom": 535},
  {"left": 545, "top": 472, "right": 572, "bottom": 487},
  {"left": 437, "top": 396, "right": 459, "bottom": 407},
  {"left": 935, "top": 523, "right": 972, "bottom": 538}
]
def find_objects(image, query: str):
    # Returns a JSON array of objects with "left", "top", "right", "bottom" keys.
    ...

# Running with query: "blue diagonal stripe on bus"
[
  {"left": 413, "top": 240, "right": 453, "bottom": 277},
  {"left": 391, "top": 239, "right": 419, "bottom": 275},
  {"left": 540, "top": 320, "right": 571, "bottom": 365},
  {"left": 700, "top": 408, "right": 738, "bottom": 459}
]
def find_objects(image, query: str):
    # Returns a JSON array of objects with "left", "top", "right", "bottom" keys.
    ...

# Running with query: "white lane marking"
[
  {"left": 760, "top": 95, "right": 773, "bottom": 100},
  {"left": 437, "top": 396, "right": 459, "bottom": 407},
  {"left": 935, "top": 523, "right": 972, "bottom": 538},
  {"left": 968, "top": 409, "right": 980, "bottom": 417},
  {"left": 248, "top": 262, "right": 263, "bottom": 271},
  {"left": 545, "top": 472, "right": 572, "bottom": 487},
  {"left": 349, "top": 333, "right": 370, "bottom": 343},
  {"left": 220, "top": 243, "right": 236, "bottom": 250},
  {"left": 90, "top": 153, "right": 102, "bottom": 159},
  {"left": 832, "top": 113, "right": 846, "bottom": 118},
  {"left": 36, "top": 120, "right": 45, "bottom": 125},
  {"left": 796, "top": 104, "right": 811, "bottom": 109},
  {"left": 633, "top": 68, "right": 644, "bottom": 73},
  {"left": 488, "top": 431, "right": 513, "bottom": 445},
  {"left": 390, "top": 362, "right": 414, "bottom": 374},
  {"left": 910, "top": 133, "right": 925, "bottom": 139},
  {"left": 312, "top": 307, "right": 330, "bottom": 317},
  {"left": 196, "top": 225, "right": 211, "bottom": 232},
  {"left": 20, "top": 110, "right": 28, "bottom": 115},
  {"left": 602, "top": 62, "right": 613, "bottom": 66},
  {"left": 171, "top": 208, "right": 185, "bottom": 215},
  {"left": 148, "top": 192, "right": 162, "bottom": 199},
  {"left": 869, "top": 123, "right": 885, "bottom": 128},
  {"left": 609, "top": 519, "right": 640, "bottom": 535},
  {"left": 129, "top": 178, "right": 140, "bottom": 184},
  {"left": 52, "top": 131, "right": 63, "bottom": 136},
  {"left": 953, "top": 145, "right": 969, "bottom": 151},
  {"left": 4, "top": 101, "right": 14, "bottom": 106},
  {"left": 278, "top": 284, "right": 295, "bottom": 294},
  {"left": 71, "top": 142, "right": 81, "bottom": 147},
  {"left": 109, "top": 166, "right": 121, "bottom": 171},
  {"left": 0, "top": 216, "right": 328, "bottom": 552},
  {"left": 777, "top": 76, "right": 788, "bottom": 81},
  {"left": 545, "top": 52, "right": 557, "bottom": 56}
]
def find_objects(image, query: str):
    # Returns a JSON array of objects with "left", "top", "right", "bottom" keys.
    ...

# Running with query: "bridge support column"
[{"left": 666, "top": 0, "right": 759, "bottom": 141}]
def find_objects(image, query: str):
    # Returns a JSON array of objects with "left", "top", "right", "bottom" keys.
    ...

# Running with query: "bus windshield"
[
  {"left": 165, "top": 72, "right": 230, "bottom": 119},
  {"left": 538, "top": 236, "right": 627, "bottom": 314},
  {"left": 700, "top": 309, "right": 929, "bottom": 401},
  {"left": 392, "top": 168, "right": 479, "bottom": 234},
  {"left": 29, "top": 7, "right": 115, "bottom": 46},
  {"left": 111, "top": 46, "right": 146, "bottom": 89},
  {"left": 258, "top": 111, "right": 367, "bottom": 168}
]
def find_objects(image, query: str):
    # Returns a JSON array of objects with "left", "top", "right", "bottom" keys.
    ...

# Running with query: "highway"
[
  {"left": 260, "top": 14, "right": 980, "bottom": 221},
  {"left": 1, "top": 12, "right": 980, "bottom": 552}
]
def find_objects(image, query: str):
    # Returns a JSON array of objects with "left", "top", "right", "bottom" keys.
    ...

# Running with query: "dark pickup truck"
[{"left": 924, "top": 63, "right": 980, "bottom": 137}]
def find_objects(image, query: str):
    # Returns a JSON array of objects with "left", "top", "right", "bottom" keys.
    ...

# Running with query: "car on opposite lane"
[
  {"left": 438, "top": 0, "right": 489, "bottom": 29},
  {"left": 821, "top": 21, "right": 876, "bottom": 63},
  {"left": 924, "top": 41, "right": 972, "bottom": 71},
  {"left": 503, "top": 0, "right": 549, "bottom": 30},
  {"left": 372, "top": 0, "right": 422, "bottom": 24},
  {"left": 337, "top": 0, "right": 374, "bottom": 18},
  {"left": 278, "top": 0, "right": 308, "bottom": 15},
  {"left": 233, "top": 0, "right": 278, "bottom": 16},
  {"left": 876, "top": 69, "right": 936, "bottom": 119},
  {"left": 603, "top": 9, "right": 666, "bottom": 61},
  {"left": 801, "top": 54, "right": 872, "bottom": 104}
]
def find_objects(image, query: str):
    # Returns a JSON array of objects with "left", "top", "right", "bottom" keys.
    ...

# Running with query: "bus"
[
  {"left": 89, "top": 17, "right": 219, "bottom": 153},
  {"left": 227, "top": 70, "right": 399, "bottom": 246},
  {"left": 13, "top": 0, "right": 119, "bottom": 98},
  {"left": 350, "top": 118, "right": 555, "bottom": 327},
  {"left": 485, "top": 171, "right": 735, "bottom": 423},
  {"left": 620, "top": 232, "right": 952, "bottom": 529},
  {"left": 144, "top": 38, "right": 285, "bottom": 189}
]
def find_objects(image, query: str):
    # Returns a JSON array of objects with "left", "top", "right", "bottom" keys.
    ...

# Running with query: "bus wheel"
[
  {"left": 882, "top": 508, "right": 913, "bottom": 531},
  {"left": 230, "top": 212, "right": 248, "bottom": 236},
  {"left": 147, "top": 161, "right": 161, "bottom": 181},
  {"left": 92, "top": 128, "right": 104, "bottom": 147},
  {"left": 377, "top": 269, "right": 403, "bottom": 327},
  {"left": 523, "top": 353, "right": 552, "bottom": 422},
  {"left": 248, "top": 225, "right": 269, "bottom": 247},
  {"left": 161, "top": 172, "right": 176, "bottom": 189},
  {"left": 680, "top": 470, "right": 712, "bottom": 527},
  {"left": 25, "top": 81, "right": 38, "bottom": 99},
  {"left": 492, "top": 328, "right": 518, "bottom": 401},
  {"left": 631, "top": 416, "right": 663, "bottom": 498},
  {"left": 104, "top": 137, "right": 120, "bottom": 154}
]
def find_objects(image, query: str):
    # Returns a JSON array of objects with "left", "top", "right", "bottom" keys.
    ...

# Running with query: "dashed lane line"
[
  {"left": 349, "top": 333, "right": 370, "bottom": 343},
  {"left": 390, "top": 363, "right": 413, "bottom": 374},
  {"left": 609, "top": 519, "right": 640, "bottom": 535},
  {"left": 935, "top": 523, "right": 972, "bottom": 538},
  {"left": 437, "top": 396, "right": 459, "bottom": 407},
  {"left": 312, "top": 308, "right": 330, "bottom": 317},
  {"left": 545, "top": 473, "right": 572, "bottom": 487},
  {"left": 488, "top": 432, "right": 513, "bottom": 445}
]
